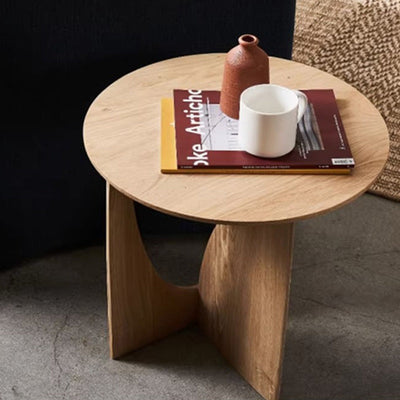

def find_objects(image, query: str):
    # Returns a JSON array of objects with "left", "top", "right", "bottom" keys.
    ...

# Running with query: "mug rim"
[{"left": 240, "top": 84, "right": 299, "bottom": 116}]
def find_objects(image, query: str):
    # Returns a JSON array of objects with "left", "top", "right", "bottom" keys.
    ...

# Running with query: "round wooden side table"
[{"left": 83, "top": 54, "right": 389, "bottom": 400}]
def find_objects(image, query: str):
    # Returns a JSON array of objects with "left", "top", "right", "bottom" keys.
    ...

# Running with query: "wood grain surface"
[
  {"left": 107, "top": 182, "right": 294, "bottom": 400},
  {"left": 106, "top": 184, "right": 198, "bottom": 358},
  {"left": 84, "top": 54, "right": 389, "bottom": 224},
  {"left": 198, "top": 223, "right": 294, "bottom": 400}
]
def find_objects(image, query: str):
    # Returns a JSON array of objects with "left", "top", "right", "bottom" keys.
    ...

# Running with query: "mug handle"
[{"left": 293, "top": 90, "right": 308, "bottom": 122}]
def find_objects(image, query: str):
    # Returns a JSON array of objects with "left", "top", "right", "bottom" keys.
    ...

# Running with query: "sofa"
[{"left": 2, "top": 0, "right": 296, "bottom": 268}]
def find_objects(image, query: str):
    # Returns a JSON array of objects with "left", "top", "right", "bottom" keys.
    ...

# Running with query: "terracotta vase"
[{"left": 220, "top": 34, "right": 270, "bottom": 119}]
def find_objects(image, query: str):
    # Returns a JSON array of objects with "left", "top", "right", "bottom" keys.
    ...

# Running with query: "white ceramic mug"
[{"left": 238, "top": 84, "right": 308, "bottom": 158}]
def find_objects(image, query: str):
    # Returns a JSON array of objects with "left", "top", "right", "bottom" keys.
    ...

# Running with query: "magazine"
[{"left": 161, "top": 89, "right": 355, "bottom": 174}]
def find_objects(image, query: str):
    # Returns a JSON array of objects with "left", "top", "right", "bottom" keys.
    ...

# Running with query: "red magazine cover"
[{"left": 172, "top": 89, "right": 354, "bottom": 172}]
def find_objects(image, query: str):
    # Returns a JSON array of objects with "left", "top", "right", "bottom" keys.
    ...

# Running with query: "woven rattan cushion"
[{"left": 293, "top": 0, "right": 400, "bottom": 201}]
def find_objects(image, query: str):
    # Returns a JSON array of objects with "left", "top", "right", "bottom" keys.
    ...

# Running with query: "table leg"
[
  {"left": 198, "top": 223, "right": 294, "bottom": 400},
  {"left": 106, "top": 184, "right": 198, "bottom": 358}
]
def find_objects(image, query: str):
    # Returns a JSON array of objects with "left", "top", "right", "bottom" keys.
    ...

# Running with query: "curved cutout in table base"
[
  {"left": 106, "top": 184, "right": 198, "bottom": 358},
  {"left": 107, "top": 184, "right": 293, "bottom": 400}
]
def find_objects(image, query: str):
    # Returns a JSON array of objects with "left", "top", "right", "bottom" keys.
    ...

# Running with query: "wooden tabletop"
[{"left": 83, "top": 54, "right": 389, "bottom": 224}]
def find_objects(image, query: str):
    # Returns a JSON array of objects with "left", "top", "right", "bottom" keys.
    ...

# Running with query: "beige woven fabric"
[{"left": 293, "top": 0, "right": 400, "bottom": 201}]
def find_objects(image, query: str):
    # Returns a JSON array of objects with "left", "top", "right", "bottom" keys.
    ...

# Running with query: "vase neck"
[{"left": 238, "top": 34, "right": 259, "bottom": 48}]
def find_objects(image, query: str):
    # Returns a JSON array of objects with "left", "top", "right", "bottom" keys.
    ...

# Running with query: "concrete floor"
[{"left": 1, "top": 193, "right": 400, "bottom": 400}]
